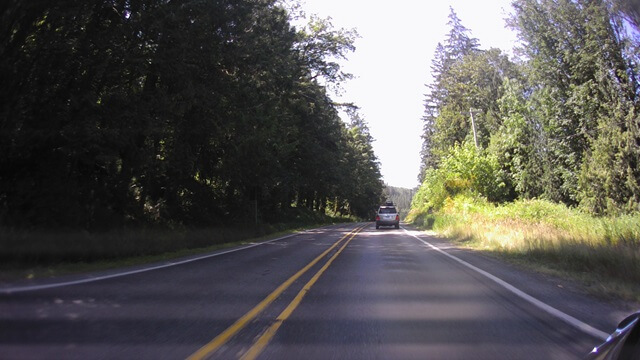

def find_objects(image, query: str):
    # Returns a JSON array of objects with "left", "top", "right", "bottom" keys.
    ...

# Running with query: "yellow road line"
[
  {"left": 240, "top": 225, "right": 365, "bottom": 360},
  {"left": 187, "top": 224, "right": 365, "bottom": 360}
]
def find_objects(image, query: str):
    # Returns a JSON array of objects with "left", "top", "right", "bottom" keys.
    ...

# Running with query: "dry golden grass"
[{"left": 409, "top": 195, "right": 640, "bottom": 302}]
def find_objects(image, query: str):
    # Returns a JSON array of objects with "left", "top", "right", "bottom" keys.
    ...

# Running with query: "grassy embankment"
[
  {"left": 0, "top": 210, "right": 352, "bottom": 281},
  {"left": 407, "top": 195, "right": 640, "bottom": 302}
]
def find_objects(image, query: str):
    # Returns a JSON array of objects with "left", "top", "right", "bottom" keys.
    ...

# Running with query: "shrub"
[{"left": 411, "top": 142, "right": 507, "bottom": 217}]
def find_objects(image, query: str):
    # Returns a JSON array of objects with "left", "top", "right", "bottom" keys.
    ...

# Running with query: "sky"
[{"left": 295, "top": 0, "right": 519, "bottom": 189}]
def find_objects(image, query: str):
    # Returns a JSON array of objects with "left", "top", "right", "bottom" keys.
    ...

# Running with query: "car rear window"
[{"left": 379, "top": 207, "right": 397, "bottom": 214}]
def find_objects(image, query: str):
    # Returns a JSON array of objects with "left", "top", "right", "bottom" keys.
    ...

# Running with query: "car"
[
  {"left": 585, "top": 311, "right": 640, "bottom": 360},
  {"left": 376, "top": 203, "right": 400, "bottom": 229}
]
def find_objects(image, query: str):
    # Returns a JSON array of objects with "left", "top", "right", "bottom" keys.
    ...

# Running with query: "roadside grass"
[
  {"left": 0, "top": 214, "right": 353, "bottom": 282},
  {"left": 407, "top": 195, "right": 640, "bottom": 302}
]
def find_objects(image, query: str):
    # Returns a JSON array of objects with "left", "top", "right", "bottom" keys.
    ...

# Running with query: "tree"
[
  {"left": 420, "top": 8, "right": 480, "bottom": 182},
  {"left": 421, "top": 45, "right": 520, "bottom": 182},
  {"left": 488, "top": 78, "right": 544, "bottom": 200},
  {"left": 0, "top": 0, "right": 382, "bottom": 230},
  {"left": 510, "top": 0, "right": 640, "bottom": 211},
  {"left": 339, "top": 107, "right": 384, "bottom": 219},
  {"left": 414, "top": 0, "right": 640, "bottom": 216}
]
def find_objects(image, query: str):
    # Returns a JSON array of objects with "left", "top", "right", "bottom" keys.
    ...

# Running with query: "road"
[{"left": 0, "top": 223, "right": 631, "bottom": 359}]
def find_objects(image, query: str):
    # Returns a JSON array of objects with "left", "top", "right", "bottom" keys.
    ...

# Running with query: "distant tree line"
[
  {"left": 0, "top": 0, "right": 384, "bottom": 230},
  {"left": 383, "top": 185, "right": 415, "bottom": 219},
  {"left": 418, "top": 1, "right": 640, "bottom": 215}
]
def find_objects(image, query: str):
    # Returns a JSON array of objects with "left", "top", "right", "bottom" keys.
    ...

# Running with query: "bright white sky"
[{"left": 296, "top": 0, "right": 519, "bottom": 189}]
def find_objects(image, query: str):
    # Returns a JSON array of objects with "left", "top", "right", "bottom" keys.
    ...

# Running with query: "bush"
[{"left": 410, "top": 142, "right": 507, "bottom": 217}]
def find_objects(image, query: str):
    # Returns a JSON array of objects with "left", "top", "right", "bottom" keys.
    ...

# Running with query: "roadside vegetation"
[
  {"left": 408, "top": 193, "right": 640, "bottom": 302},
  {"left": 411, "top": 2, "right": 640, "bottom": 301},
  {"left": 0, "top": 1, "right": 384, "bottom": 267},
  {"left": 0, "top": 209, "right": 351, "bottom": 281}
]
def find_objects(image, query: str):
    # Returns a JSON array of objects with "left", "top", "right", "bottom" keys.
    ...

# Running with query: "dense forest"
[
  {"left": 0, "top": 0, "right": 384, "bottom": 231},
  {"left": 417, "top": 0, "right": 640, "bottom": 215}
]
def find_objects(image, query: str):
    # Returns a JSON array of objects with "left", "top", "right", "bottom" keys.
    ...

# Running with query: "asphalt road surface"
[{"left": 0, "top": 223, "right": 633, "bottom": 359}]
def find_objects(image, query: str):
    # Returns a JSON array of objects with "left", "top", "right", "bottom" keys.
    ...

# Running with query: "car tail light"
[
  {"left": 395, "top": 215, "right": 399, "bottom": 221},
  {"left": 375, "top": 215, "right": 380, "bottom": 221}
]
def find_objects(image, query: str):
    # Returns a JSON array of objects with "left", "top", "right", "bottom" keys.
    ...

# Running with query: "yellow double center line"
[{"left": 188, "top": 224, "right": 366, "bottom": 360}]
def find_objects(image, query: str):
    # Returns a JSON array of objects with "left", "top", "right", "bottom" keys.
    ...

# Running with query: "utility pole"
[{"left": 469, "top": 108, "right": 479, "bottom": 149}]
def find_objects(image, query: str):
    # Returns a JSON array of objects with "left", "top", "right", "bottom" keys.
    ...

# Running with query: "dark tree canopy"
[{"left": 0, "top": 0, "right": 384, "bottom": 230}]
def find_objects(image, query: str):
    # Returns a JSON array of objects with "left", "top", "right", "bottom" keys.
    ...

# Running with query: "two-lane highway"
[{"left": 0, "top": 223, "right": 612, "bottom": 359}]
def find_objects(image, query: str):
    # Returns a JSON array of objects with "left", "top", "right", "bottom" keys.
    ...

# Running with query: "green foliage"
[
  {"left": 509, "top": 0, "right": 640, "bottom": 210},
  {"left": 295, "top": 14, "right": 358, "bottom": 91},
  {"left": 417, "top": 0, "right": 640, "bottom": 217},
  {"left": 420, "top": 7, "right": 480, "bottom": 181},
  {"left": 488, "top": 78, "right": 543, "bottom": 199},
  {"left": 420, "top": 8, "right": 520, "bottom": 183},
  {"left": 0, "top": 1, "right": 382, "bottom": 232},
  {"left": 410, "top": 142, "right": 507, "bottom": 217},
  {"left": 410, "top": 0, "right": 640, "bottom": 300},
  {"left": 338, "top": 108, "right": 385, "bottom": 219}
]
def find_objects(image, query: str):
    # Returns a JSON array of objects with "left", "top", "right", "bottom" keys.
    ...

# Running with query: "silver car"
[{"left": 376, "top": 205, "right": 399, "bottom": 229}]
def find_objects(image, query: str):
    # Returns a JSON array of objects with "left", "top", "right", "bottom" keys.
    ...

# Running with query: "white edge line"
[
  {"left": 1, "top": 226, "right": 341, "bottom": 295},
  {"left": 403, "top": 228, "right": 610, "bottom": 341}
]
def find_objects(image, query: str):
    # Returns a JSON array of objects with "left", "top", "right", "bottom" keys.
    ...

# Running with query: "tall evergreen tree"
[
  {"left": 420, "top": 7, "right": 480, "bottom": 182},
  {"left": 510, "top": 0, "right": 640, "bottom": 210},
  {"left": 443, "top": 6, "right": 480, "bottom": 63},
  {"left": 419, "top": 7, "right": 520, "bottom": 185}
]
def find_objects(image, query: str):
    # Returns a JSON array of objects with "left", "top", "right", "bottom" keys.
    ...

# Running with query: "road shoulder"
[{"left": 403, "top": 223, "right": 639, "bottom": 336}]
